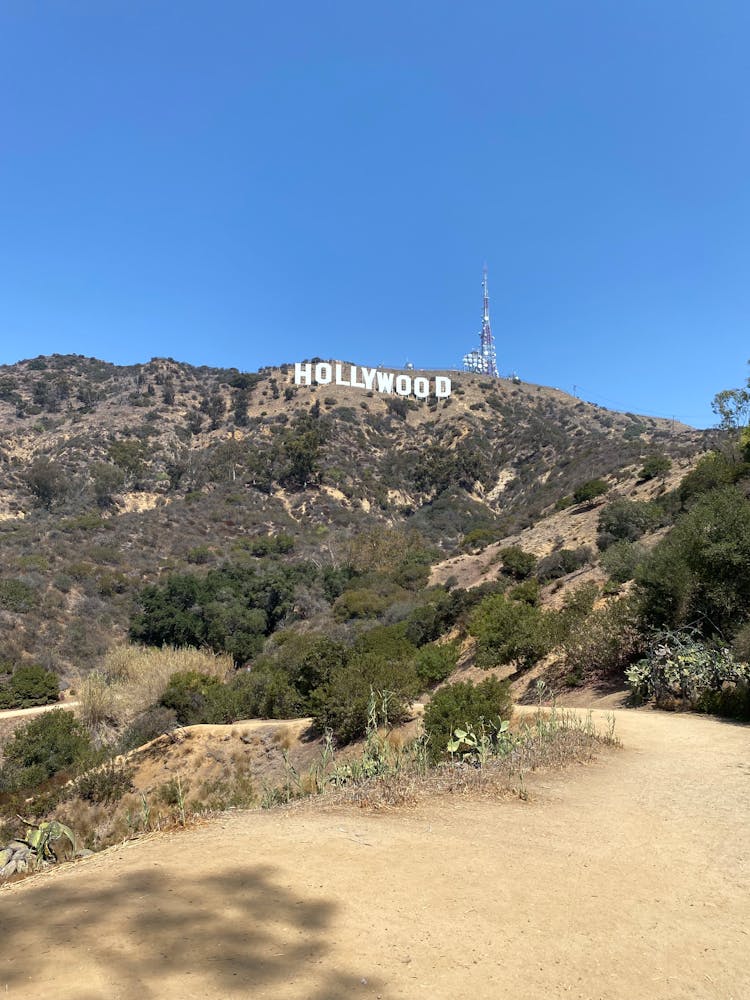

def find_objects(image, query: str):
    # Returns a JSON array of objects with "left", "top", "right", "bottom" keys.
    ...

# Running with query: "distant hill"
[{"left": 0, "top": 354, "right": 707, "bottom": 680}]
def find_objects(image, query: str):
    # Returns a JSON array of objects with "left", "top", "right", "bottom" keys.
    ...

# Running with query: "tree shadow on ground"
[{"left": 1, "top": 861, "right": 389, "bottom": 999}]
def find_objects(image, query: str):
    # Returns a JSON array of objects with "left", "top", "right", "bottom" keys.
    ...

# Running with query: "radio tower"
[
  {"left": 479, "top": 265, "right": 498, "bottom": 376},
  {"left": 462, "top": 265, "right": 499, "bottom": 376}
]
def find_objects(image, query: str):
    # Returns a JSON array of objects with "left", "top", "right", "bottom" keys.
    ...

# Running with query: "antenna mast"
[{"left": 479, "top": 265, "right": 498, "bottom": 376}]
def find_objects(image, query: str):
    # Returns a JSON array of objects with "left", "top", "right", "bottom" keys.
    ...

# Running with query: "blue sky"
[{"left": 1, "top": 1, "right": 748, "bottom": 427}]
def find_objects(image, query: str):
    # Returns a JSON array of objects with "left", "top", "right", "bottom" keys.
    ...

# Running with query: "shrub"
[
  {"left": 0, "top": 709, "right": 91, "bottom": 791},
  {"left": 696, "top": 680, "right": 750, "bottom": 721},
  {"left": 119, "top": 706, "right": 179, "bottom": 752},
  {"left": 422, "top": 677, "right": 512, "bottom": 762},
  {"left": 469, "top": 594, "right": 551, "bottom": 670},
  {"left": 130, "top": 562, "right": 314, "bottom": 663},
  {"left": 229, "top": 668, "right": 304, "bottom": 720},
  {"left": 0, "top": 579, "right": 38, "bottom": 613},
  {"left": 7, "top": 664, "right": 59, "bottom": 708},
  {"left": 413, "top": 642, "right": 460, "bottom": 686},
  {"left": 333, "top": 588, "right": 390, "bottom": 620},
  {"left": 561, "top": 597, "right": 642, "bottom": 684},
  {"left": 596, "top": 499, "right": 661, "bottom": 550},
  {"left": 600, "top": 541, "right": 646, "bottom": 584},
  {"left": 80, "top": 645, "right": 232, "bottom": 737},
  {"left": 573, "top": 479, "right": 609, "bottom": 504},
  {"left": 499, "top": 546, "right": 536, "bottom": 580},
  {"left": 639, "top": 455, "right": 672, "bottom": 481},
  {"left": 25, "top": 457, "right": 68, "bottom": 507},
  {"left": 72, "top": 758, "right": 135, "bottom": 805},
  {"left": 536, "top": 546, "right": 592, "bottom": 582},
  {"left": 508, "top": 579, "right": 540, "bottom": 605},
  {"left": 311, "top": 651, "right": 418, "bottom": 744},
  {"left": 159, "top": 671, "right": 236, "bottom": 726},
  {"left": 731, "top": 621, "right": 750, "bottom": 663},
  {"left": 637, "top": 486, "right": 750, "bottom": 638},
  {"left": 678, "top": 453, "right": 736, "bottom": 505}
]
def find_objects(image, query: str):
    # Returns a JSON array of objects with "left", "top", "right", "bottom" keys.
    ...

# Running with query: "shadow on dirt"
[{"left": 1, "top": 861, "right": 389, "bottom": 999}]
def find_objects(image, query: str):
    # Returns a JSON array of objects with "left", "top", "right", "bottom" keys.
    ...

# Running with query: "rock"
[
  {"left": 0, "top": 848, "right": 13, "bottom": 868},
  {"left": 75, "top": 849, "right": 94, "bottom": 859},
  {"left": 0, "top": 859, "right": 17, "bottom": 878},
  {"left": 14, "top": 859, "right": 28, "bottom": 874},
  {"left": 7, "top": 840, "right": 28, "bottom": 852}
]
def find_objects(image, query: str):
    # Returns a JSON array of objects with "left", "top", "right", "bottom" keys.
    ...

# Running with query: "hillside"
[{"left": 0, "top": 354, "right": 706, "bottom": 682}]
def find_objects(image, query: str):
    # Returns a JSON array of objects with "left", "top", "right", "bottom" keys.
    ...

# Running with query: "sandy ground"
[{"left": 1, "top": 707, "right": 748, "bottom": 1000}]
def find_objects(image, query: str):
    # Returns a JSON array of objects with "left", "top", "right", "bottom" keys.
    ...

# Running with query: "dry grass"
[
  {"left": 294, "top": 707, "right": 619, "bottom": 812},
  {"left": 80, "top": 644, "right": 233, "bottom": 740}
]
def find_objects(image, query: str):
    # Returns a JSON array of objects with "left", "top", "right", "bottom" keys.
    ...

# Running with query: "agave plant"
[{"left": 18, "top": 817, "right": 77, "bottom": 865}]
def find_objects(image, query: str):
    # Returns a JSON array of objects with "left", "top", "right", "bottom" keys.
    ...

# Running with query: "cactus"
[{"left": 447, "top": 718, "right": 512, "bottom": 766}]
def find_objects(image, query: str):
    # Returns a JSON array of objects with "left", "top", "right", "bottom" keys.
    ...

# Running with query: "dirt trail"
[{"left": 2, "top": 708, "right": 748, "bottom": 1000}]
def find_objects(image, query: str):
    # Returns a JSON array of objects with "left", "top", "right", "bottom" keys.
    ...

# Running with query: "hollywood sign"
[{"left": 294, "top": 362, "right": 452, "bottom": 399}]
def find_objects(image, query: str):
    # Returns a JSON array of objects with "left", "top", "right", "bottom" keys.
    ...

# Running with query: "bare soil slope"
[{"left": 2, "top": 708, "right": 748, "bottom": 1000}]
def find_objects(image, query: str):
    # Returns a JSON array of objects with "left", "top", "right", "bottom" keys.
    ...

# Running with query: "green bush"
[
  {"left": 508, "top": 579, "right": 540, "bottom": 605},
  {"left": 311, "top": 650, "right": 418, "bottom": 744},
  {"left": 600, "top": 541, "right": 646, "bottom": 584},
  {"left": 469, "top": 594, "right": 551, "bottom": 671},
  {"left": 0, "top": 664, "right": 60, "bottom": 710},
  {"left": 639, "top": 455, "right": 672, "bottom": 481},
  {"left": 597, "top": 499, "right": 661, "bottom": 550},
  {"left": 696, "top": 680, "right": 750, "bottom": 721},
  {"left": 678, "top": 453, "right": 737, "bottom": 505},
  {"left": 159, "top": 671, "right": 236, "bottom": 726},
  {"left": 561, "top": 597, "right": 642, "bottom": 684},
  {"left": 0, "top": 709, "right": 91, "bottom": 791},
  {"left": 731, "top": 621, "right": 750, "bottom": 663},
  {"left": 573, "top": 479, "right": 609, "bottom": 504},
  {"left": 422, "top": 677, "right": 512, "bottom": 762},
  {"left": 72, "top": 758, "right": 135, "bottom": 805},
  {"left": 637, "top": 486, "right": 750, "bottom": 638},
  {"left": 499, "top": 546, "right": 536, "bottom": 580},
  {"left": 413, "top": 642, "right": 460, "bottom": 687},
  {"left": 229, "top": 668, "right": 305, "bottom": 720},
  {"left": 130, "top": 561, "right": 316, "bottom": 663},
  {"left": 333, "top": 588, "right": 390, "bottom": 620}
]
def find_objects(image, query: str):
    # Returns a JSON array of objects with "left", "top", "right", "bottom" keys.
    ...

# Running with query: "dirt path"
[
  {"left": 0, "top": 700, "right": 79, "bottom": 721},
  {"left": 1, "top": 708, "right": 748, "bottom": 1000}
]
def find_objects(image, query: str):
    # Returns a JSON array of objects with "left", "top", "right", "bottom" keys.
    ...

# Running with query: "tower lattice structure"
[{"left": 462, "top": 266, "right": 499, "bottom": 377}]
